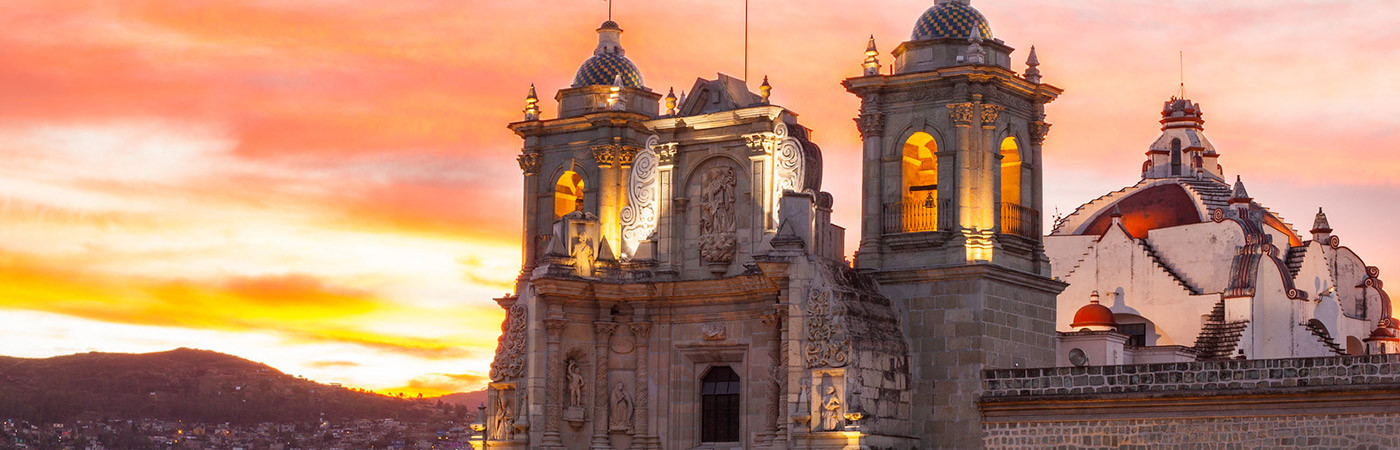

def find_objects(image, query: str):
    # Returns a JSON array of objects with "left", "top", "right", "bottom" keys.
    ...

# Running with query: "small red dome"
[
  {"left": 1365, "top": 317, "right": 1400, "bottom": 343},
  {"left": 1071, "top": 292, "right": 1117, "bottom": 329}
]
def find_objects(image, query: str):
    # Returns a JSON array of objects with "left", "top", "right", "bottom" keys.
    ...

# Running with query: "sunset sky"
[{"left": 1, "top": 0, "right": 1398, "bottom": 396}]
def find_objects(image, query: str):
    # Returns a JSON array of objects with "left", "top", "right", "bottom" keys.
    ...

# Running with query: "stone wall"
[
  {"left": 984, "top": 414, "right": 1400, "bottom": 449},
  {"left": 980, "top": 355, "right": 1400, "bottom": 449},
  {"left": 984, "top": 354, "right": 1400, "bottom": 396}
]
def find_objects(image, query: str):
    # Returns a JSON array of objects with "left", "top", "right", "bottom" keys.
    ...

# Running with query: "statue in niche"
[
  {"left": 697, "top": 166, "right": 738, "bottom": 265},
  {"left": 566, "top": 359, "right": 585, "bottom": 408},
  {"left": 609, "top": 381, "right": 634, "bottom": 432},
  {"left": 820, "top": 386, "right": 842, "bottom": 432},
  {"left": 571, "top": 223, "right": 595, "bottom": 276},
  {"left": 490, "top": 390, "right": 514, "bottom": 440}
]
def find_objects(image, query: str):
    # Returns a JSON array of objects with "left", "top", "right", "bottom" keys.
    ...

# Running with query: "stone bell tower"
[{"left": 842, "top": 0, "right": 1065, "bottom": 446}]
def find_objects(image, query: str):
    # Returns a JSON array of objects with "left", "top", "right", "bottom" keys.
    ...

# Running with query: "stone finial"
[
  {"left": 665, "top": 87, "right": 678, "bottom": 116},
  {"left": 759, "top": 76, "right": 772, "bottom": 105},
  {"left": 607, "top": 75, "right": 625, "bottom": 111},
  {"left": 863, "top": 35, "right": 882, "bottom": 76},
  {"left": 595, "top": 20, "right": 625, "bottom": 56},
  {"left": 1311, "top": 207, "right": 1333, "bottom": 241},
  {"left": 958, "top": 26, "right": 987, "bottom": 65},
  {"left": 1024, "top": 46, "right": 1042, "bottom": 84},
  {"left": 523, "top": 84, "right": 541, "bottom": 121},
  {"left": 1229, "top": 176, "right": 1252, "bottom": 205},
  {"left": 597, "top": 238, "right": 617, "bottom": 263}
]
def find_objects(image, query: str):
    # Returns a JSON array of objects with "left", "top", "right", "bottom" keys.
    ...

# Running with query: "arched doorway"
[
  {"left": 554, "top": 171, "right": 585, "bottom": 219},
  {"left": 892, "top": 132, "right": 940, "bottom": 232}
]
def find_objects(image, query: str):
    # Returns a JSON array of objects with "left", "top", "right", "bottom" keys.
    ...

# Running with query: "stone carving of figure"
[
  {"left": 566, "top": 359, "right": 585, "bottom": 408},
  {"left": 571, "top": 223, "right": 595, "bottom": 276},
  {"left": 609, "top": 381, "right": 634, "bottom": 432},
  {"left": 820, "top": 386, "right": 842, "bottom": 431},
  {"left": 490, "top": 391, "right": 514, "bottom": 440},
  {"left": 697, "top": 166, "right": 738, "bottom": 265},
  {"left": 699, "top": 166, "right": 737, "bottom": 236}
]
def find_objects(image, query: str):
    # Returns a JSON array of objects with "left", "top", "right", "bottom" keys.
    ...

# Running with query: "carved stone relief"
[
  {"left": 566, "top": 358, "right": 586, "bottom": 408},
  {"left": 820, "top": 385, "right": 842, "bottom": 431},
  {"left": 490, "top": 387, "right": 515, "bottom": 440},
  {"left": 489, "top": 303, "right": 528, "bottom": 381},
  {"left": 517, "top": 152, "right": 541, "bottom": 174},
  {"left": 947, "top": 102, "right": 975, "bottom": 126},
  {"left": 804, "top": 290, "right": 850, "bottom": 368},
  {"left": 620, "top": 136, "right": 661, "bottom": 259},
  {"left": 701, "top": 324, "right": 727, "bottom": 341},
  {"left": 771, "top": 122, "right": 805, "bottom": 227},
  {"left": 609, "top": 381, "right": 634, "bottom": 433},
  {"left": 697, "top": 165, "right": 738, "bottom": 266}
]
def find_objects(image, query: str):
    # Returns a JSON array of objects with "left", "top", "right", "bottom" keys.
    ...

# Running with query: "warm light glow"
[
  {"left": 1000, "top": 137, "right": 1022, "bottom": 206},
  {"left": 902, "top": 132, "right": 939, "bottom": 203},
  {"left": 555, "top": 171, "right": 586, "bottom": 219}
]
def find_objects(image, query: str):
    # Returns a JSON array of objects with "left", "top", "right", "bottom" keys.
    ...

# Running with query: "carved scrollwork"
[
  {"left": 804, "top": 290, "right": 850, "bottom": 368},
  {"left": 620, "top": 136, "right": 661, "bottom": 259},
  {"left": 857, "top": 113, "right": 884, "bottom": 139},
  {"left": 655, "top": 143, "right": 678, "bottom": 165},
  {"left": 947, "top": 103, "right": 975, "bottom": 126},
  {"left": 517, "top": 152, "right": 542, "bottom": 174},
  {"left": 490, "top": 303, "right": 529, "bottom": 381},
  {"left": 771, "top": 122, "right": 806, "bottom": 227},
  {"left": 1030, "top": 120, "right": 1052, "bottom": 145},
  {"left": 980, "top": 105, "right": 1004, "bottom": 127}
]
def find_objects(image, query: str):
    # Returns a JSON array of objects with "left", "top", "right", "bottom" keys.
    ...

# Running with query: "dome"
[
  {"left": 912, "top": 1, "right": 993, "bottom": 41},
  {"left": 573, "top": 53, "right": 644, "bottom": 88},
  {"left": 572, "top": 21, "right": 644, "bottom": 88},
  {"left": 1070, "top": 292, "right": 1117, "bottom": 330}
]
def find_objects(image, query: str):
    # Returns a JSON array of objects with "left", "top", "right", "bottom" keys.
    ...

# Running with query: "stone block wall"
[
  {"left": 980, "top": 355, "right": 1400, "bottom": 449},
  {"left": 983, "top": 354, "right": 1400, "bottom": 396}
]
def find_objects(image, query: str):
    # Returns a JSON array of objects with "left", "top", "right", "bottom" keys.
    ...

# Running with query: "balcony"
[
  {"left": 884, "top": 198, "right": 951, "bottom": 234},
  {"left": 1000, "top": 202, "right": 1040, "bottom": 239}
]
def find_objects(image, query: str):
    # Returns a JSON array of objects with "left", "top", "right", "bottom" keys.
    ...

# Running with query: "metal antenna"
[
  {"left": 744, "top": 0, "right": 750, "bottom": 82},
  {"left": 1178, "top": 51, "right": 1186, "bottom": 99},
  {"left": 607, "top": 0, "right": 612, "bottom": 21}
]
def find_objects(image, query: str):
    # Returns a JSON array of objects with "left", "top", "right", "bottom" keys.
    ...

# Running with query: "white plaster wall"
[
  {"left": 1145, "top": 222, "right": 1243, "bottom": 293},
  {"left": 1053, "top": 225, "right": 1217, "bottom": 346},
  {"left": 1045, "top": 235, "right": 1097, "bottom": 280}
]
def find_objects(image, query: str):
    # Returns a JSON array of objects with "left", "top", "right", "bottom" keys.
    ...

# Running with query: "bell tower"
[{"left": 842, "top": 0, "right": 1065, "bottom": 446}]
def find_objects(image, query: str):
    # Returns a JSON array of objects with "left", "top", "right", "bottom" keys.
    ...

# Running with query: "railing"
[
  {"left": 884, "top": 199, "right": 950, "bottom": 234},
  {"left": 1000, "top": 202, "right": 1041, "bottom": 239}
]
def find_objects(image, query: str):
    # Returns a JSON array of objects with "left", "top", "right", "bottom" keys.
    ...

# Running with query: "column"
[
  {"left": 592, "top": 322, "right": 618, "bottom": 449},
  {"left": 948, "top": 102, "right": 976, "bottom": 231},
  {"left": 656, "top": 144, "right": 677, "bottom": 273},
  {"left": 542, "top": 319, "right": 568, "bottom": 448},
  {"left": 594, "top": 144, "right": 620, "bottom": 253},
  {"left": 629, "top": 322, "right": 653, "bottom": 449},
  {"left": 856, "top": 106, "right": 884, "bottom": 270},
  {"left": 518, "top": 150, "right": 542, "bottom": 275}
]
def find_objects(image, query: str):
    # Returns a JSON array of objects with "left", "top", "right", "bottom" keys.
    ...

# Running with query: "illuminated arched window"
[
  {"left": 700, "top": 366, "right": 740, "bottom": 443},
  {"left": 892, "top": 132, "right": 939, "bottom": 233},
  {"left": 1170, "top": 138, "right": 1182, "bottom": 176},
  {"left": 1000, "top": 137, "right": 1021, "bottom": 206},
  {"left": 554, "top": 171, "right": 585, "bottom": 219}
]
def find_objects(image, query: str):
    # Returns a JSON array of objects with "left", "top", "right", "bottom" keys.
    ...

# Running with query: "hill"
[{"left": 0, "top": 348, "right": 456, "bottom": 424}]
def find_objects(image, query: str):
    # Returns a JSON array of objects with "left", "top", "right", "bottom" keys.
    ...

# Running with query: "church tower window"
[
  {"left": 1170, "top": 138, "right": 1182, "bottom": 176},
  {"left": 700, "top": 366, "right": 741, "bottom": 443},
  {"left": 892, "top": 132, "right": 940, "bottom": 233},
  {"left": 554, "top": 171, "right": 585, "bottom": 219}
]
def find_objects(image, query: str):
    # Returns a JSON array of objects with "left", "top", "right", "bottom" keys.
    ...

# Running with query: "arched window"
[
  {"left": 554, "top": 171, "right": 585, "bottom": 219},
  {"left": 1170, "top": 138, "right": 1182, "bottom": 176},
  {"left": 891, "top": 132, "right": 939, "bottom": 232},
  {"left": 700, "top": 366, "right": 740, "bottom": 443},
  {"left": 1000, "top": 137, "right": 1022, "bottom": 205}
]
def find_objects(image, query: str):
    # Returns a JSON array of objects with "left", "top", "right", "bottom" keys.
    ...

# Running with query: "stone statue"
[
  {"left": 697, "top": 166, "right": 738, "bottom": 265},
  {"left": 566, "top": 359, "right": 585, "bottom": 408},
  {"left": 609, "top": 381, "right": 634, "bottom": 432},
  {"left": 490, "top": 390, "right": 514, "bottom": 440},
  {"left": 820, "top": 386, "right": 842, "bottom": 431}
]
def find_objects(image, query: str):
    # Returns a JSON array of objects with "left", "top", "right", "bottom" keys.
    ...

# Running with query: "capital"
[
  {"left": 947, "top": 103, "right": 975, "bottom": 126},
  {"left": 517, "top": 152, "right": 542, "bottom": 174}
]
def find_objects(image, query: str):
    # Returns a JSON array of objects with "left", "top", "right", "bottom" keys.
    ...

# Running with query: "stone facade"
[{"left": 984, "top": 415, "right": 1400, "bottom": 449}]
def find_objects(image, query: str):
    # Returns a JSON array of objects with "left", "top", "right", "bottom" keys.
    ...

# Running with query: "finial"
[
  {"left": 759, "top": 76, "right": 772, "bottom": 104},
  {"left": 1311, "top": 207, "right": 1333, "bottom": 236},
  {"left": 607, "top": 75, "right": 625, "bottom": 110},
  {"left": 1230, "top": 176, "right": 1251, "bottom": 204},
  {"left": 523, "top": 84, "right": 540, "bottom": 121},
  {"left": 863, "top": 35, "right": 882, "bottom": 76},
  {"left": 1024, "top": 46, "right": 1042, "bottom": 84},
  {"left": 1090, "top": 290, "right": 1101, "bottom": 304},
  {"left": 958, "top": 27, "right": 987, "bottom": 65},
  {"left": 665, "top": 87, "right": 678, "bottom": 116}
]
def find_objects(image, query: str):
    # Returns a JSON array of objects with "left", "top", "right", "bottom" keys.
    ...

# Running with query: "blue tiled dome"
[
  {"left": 912, "top": 2, "right": 992, "bottom": 40},
  {"left": 573, "top": 53, "right": 644, "bottom": 88}
]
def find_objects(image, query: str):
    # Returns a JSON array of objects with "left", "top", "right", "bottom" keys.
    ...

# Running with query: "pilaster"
[
  {"left": 542, "top": 319, "right": 568, "bottom": 448},
  {"left": 592, "top": 321, "right": 617, "bottom": 449}
]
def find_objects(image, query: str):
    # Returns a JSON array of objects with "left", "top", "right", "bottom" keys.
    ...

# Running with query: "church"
[{"left": 486, "top": 1, "right": 1400, "bottom": 448}]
